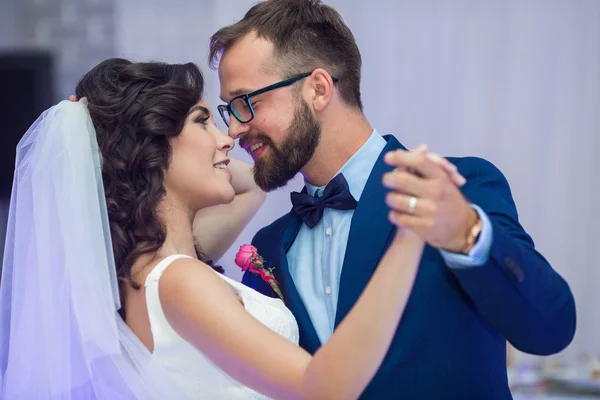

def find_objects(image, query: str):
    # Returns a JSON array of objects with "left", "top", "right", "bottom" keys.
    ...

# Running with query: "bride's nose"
[{"left": 217, "top": 130, "right": 235, "bottom": 152}]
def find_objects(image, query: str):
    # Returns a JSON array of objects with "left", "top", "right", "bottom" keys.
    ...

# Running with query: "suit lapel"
[
  {"left": 275, "top": 210, "right": 322, "bottom": 353},
  {"left": 334, "top": 135, "right": 406, "bottom": 327}
]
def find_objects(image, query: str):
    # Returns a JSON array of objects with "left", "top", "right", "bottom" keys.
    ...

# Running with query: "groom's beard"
[{"left": 253, "top": 100, "right": 321, "bottom": 192}]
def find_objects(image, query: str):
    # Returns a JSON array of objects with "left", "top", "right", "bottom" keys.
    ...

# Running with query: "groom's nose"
[{"left": 227, "top": 117, "right": 249, "bottom": 140}]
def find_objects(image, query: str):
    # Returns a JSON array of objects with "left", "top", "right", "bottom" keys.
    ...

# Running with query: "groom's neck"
[{"left": 302, "top": 109, "right": 373, "bottom": 188}]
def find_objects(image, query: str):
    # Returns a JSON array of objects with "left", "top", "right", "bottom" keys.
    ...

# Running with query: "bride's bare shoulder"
[{"left": 158, "top": 257, "right": 239, "bottom": 311}]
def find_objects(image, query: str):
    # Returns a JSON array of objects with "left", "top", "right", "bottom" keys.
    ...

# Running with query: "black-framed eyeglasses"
[{"left": 217, "top": 72, "right": 339, "bottom": 127}]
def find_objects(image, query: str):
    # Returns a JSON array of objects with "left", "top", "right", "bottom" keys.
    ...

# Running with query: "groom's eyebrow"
[{"left": 220, "top": 88, "right": 252, "bottom": 102}]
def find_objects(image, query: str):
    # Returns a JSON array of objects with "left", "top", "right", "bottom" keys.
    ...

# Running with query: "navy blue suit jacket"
[{"left": 242, "top": 135, "right": 576, "bottom": 399}]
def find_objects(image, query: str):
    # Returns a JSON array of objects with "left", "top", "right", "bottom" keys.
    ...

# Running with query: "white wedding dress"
[{"left": 144, "top": 254, "right": 300, "bottom": 399}]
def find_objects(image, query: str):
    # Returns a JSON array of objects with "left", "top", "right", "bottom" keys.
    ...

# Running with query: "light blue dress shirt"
[{"left": 287, "top": 131, "right": 492, "bottom": 344}]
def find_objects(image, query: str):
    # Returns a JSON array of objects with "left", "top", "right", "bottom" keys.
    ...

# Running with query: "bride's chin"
[
  {"left": 211, "top": 187, "right": 236, "bottom": 207},
  {"left": 192, "top": 191, "right": 234, "bottom": 210},
  {"left": 222, "top": 188, "right": 236, "bottom": 204}
]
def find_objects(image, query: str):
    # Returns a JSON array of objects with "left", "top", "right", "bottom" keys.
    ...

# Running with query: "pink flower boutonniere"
[{"left": 235, "top": 244, "right": 284, "bottom": 301}]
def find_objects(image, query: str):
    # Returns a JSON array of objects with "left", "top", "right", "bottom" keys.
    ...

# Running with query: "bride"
[{"left": 0, "top": 58, "right": 461, "bottom": 399}]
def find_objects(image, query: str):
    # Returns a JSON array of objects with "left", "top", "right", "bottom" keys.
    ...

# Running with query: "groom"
[{"left": 210, "top": 1, "right": 576, "bottom": 398}]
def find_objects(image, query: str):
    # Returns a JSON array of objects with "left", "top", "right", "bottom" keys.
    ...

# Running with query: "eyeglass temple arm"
[{"left": 248, "top": 73, "right": 340, "bottom": 98}]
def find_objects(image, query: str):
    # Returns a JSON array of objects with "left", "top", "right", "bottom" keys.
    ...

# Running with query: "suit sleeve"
[{"left": 448, "top": 157, "right": 576, "bottom": 355}]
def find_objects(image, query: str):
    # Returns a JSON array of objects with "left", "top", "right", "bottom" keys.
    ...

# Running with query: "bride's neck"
[
  {"left": 155, "top": 197, "right": 197, "bottom": 259},
  {"left": 130, "top": 195, "right": 198, "bottom": 280}
]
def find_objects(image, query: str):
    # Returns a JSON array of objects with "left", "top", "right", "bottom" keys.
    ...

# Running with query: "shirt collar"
[{"left": 306, "top": 130, "right": 387, "bottom": 201}]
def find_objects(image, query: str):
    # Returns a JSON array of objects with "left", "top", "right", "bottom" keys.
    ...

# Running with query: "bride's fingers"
[
  {"left": 69, "top": 95, "right": 78, "bottom": 102},
  {"left": 397, "top": 145, "right": 466, "bottom": 187},
  {"left": 426, "top": 152, "right": 466, "bottom": 187},
  {"left": 411, "top": 145, "right": 465, "bottom": 187}
]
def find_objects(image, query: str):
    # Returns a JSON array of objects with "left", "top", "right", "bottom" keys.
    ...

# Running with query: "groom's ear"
[{"left": 309, "top": 68, "right": 335, "bottom": 112}]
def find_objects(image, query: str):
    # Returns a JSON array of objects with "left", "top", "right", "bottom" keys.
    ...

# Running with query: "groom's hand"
[{"left": 382, "top": 146, "right": 479, "bottom": 254}]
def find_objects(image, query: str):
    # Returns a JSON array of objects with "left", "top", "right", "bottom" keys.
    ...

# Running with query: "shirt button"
[
  {"left": 325, "top": 286, "right": 332, "bottom": 295},
  {"left": 325, "top": 227, "right": 333, "bottom": 236}
]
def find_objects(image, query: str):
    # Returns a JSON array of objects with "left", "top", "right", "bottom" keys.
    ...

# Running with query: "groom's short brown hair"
[{"left": 209, "top": 0, "right": 363, "bottom": 111}]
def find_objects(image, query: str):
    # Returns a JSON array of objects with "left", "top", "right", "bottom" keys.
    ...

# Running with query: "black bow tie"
[{"left": 291, "top": 173, "right": 358, "bottom": 229}]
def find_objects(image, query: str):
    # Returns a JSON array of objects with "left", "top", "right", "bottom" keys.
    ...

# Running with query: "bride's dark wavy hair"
[{"left": 75, "top": 58, "right": 223, "bottom": 317}]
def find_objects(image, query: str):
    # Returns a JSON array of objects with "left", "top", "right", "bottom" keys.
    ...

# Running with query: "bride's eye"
[{"left": 195, "top": 115, "right": 210, "bottom": 125}]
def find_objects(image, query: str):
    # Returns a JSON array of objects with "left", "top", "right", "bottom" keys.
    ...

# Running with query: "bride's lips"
[{"left": 213, "top": 158, "right": 232, "bottom": 180}]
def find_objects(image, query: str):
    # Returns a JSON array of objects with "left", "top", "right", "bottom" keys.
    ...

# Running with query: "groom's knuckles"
[
  {"left": 425, "top": 180, "right": 445, "bottom": 202},
  {"left": 385, "top": 192, "right": 405, "bottom": 210},
  {"left": 394, "top": 212, "right": 432, "bottom": 231},
  {"left": 384, "top": 149, "right": 417, "bottom": 167},
  {"left": 383, "top": 170, "right": 409, "bottom": 189}
]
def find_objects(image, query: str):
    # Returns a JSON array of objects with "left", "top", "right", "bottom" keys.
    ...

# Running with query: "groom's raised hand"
[{"left": 382, "top": 146, "right": 479, "bottom": 254}]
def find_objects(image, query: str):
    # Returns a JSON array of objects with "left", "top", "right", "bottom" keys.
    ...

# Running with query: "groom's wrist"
[{"left": 460, "top": 212, "right": 483, "bottom": 254}]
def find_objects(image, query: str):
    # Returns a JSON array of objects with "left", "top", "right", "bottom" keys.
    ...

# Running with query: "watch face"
[{"left": 464, "top": 218, "right": 483, "bottom": 253}]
